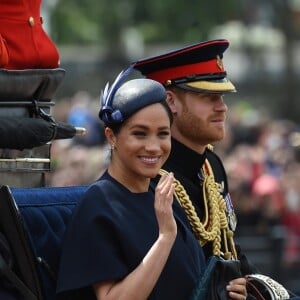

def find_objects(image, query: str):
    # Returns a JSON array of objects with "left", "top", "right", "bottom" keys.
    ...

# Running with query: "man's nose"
[{"left": 215, "top": 96, "right": 228, "bottom": 112}]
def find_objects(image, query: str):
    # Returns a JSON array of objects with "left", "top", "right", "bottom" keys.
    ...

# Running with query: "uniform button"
[{"left": 28, "top": 17, "right": 35, "bottom": 26}]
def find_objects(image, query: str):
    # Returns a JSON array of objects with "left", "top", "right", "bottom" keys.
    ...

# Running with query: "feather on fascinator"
[{"left": 99, "top": 64, "right": 135, "bottom": 125}]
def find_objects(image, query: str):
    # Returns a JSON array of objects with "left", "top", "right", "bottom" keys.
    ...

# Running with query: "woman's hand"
[
  {"left": 154, "top": 172, "right": 177, "bottom": 238},
  {"left": 226, "top": 277, "right": 247, "bottom": 299}
]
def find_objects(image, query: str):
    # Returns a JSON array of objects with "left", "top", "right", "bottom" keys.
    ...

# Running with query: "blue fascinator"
[{"left": 99, "top": 65, "right": 166, "bottom": 127}]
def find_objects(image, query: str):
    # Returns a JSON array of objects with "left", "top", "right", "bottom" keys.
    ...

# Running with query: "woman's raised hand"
[{"left": 154, "top": 172, "right": 177, "bottom": 238}]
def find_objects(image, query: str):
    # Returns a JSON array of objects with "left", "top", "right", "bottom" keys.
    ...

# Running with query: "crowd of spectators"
[
  {"left": 47, "top": 92, "right": 300, "bottom": 289},
  {"left": 218, "top": 104, "right": 300, "bottom": 269},
  {"left": 216, "top": 102, "right": 300, "bottom": 289}
]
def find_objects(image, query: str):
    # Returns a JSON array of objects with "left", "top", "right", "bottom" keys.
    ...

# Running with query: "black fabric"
[
  {"left": 0, "top": 186, "right": 43, "bottom": 300},
  {"left": 0, "top": 251, "right": 37, "bottom": 300},
  {"left": 210, "top": 259, "right": 242, "bottom": 300},
  {"left": 0, "top": 117, "right": 77, "bottom": 150},
  {"left": 0, "top": 233, "right": 13, "bottom": 269},
  {"left": 0, "top": 233, "right": 24, "bottom": 300},
  {"left": 0, "top": 117, "right": 53, "bottom": 150},
  {"left": 56, "top": 171, "right": 206, "bottom": 300},
  {"left": 190, "top": 256, "right": 242, "bottom": 300},
  {"left": 0, "top": 68, "right": 65, "bottom": 102},
  {"left": 0, "top": 284, "right": 23, "bottom": 300},
  {"left": 0, "top": 68, "right": 77, "bottom": 150}
]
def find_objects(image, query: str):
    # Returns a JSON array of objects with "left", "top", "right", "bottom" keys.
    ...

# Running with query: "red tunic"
[{"left": 0, "top": 0, "right": 60, "bottom": 69}]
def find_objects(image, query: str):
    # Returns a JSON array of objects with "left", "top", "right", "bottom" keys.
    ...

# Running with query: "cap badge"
[
  {"left": 165, "top": 79, "right": 172, "bottom": 86},
  {"left": 216, "top": 55, "right": 224, "bottom": 70}
]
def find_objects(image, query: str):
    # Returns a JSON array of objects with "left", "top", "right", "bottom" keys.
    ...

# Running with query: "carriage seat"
[{"left": 0, "top": 184, "right": 88, "bottom": 300}]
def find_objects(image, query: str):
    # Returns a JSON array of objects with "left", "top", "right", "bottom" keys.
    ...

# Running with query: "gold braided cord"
[
  {"left": 202, "top": 159, "right": 237, "bottom": 259},
  {"left": 159, "top": 160, "right": 237, "bottom": 260}
]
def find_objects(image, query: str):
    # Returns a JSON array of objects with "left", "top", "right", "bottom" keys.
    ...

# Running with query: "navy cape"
[{"left": 56, "top": 171, "right": 205, "bottom": 300}]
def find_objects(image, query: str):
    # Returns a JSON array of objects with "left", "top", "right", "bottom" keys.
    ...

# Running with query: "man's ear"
[{"left": 166, "top": 90, "right": 177, "bottom": 114}]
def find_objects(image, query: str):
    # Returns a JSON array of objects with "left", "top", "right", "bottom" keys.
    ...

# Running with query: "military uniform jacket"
[{"left": 162, "top": 138, "right": 257, "bottom": 275}]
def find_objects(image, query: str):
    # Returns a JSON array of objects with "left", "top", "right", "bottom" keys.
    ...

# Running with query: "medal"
[
  {"left": 224, "top": 193, "right": 237, "bottom": 231},
  {"left": 197, "top": 170, "right": 204, "bottom": 186}
]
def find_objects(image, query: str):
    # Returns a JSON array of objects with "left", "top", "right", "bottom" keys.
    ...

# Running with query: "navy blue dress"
[{"left": 56, "top": 171, "right": 205, "bottom": 300}]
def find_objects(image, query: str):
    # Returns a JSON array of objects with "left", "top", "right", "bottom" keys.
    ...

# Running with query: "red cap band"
[{"left": 145, "top": 58, "right": 224, "bottom": 84}]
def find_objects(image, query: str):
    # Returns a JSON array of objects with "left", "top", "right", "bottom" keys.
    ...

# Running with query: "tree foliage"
[
  {"left": 51, "top": 0, "right": 240, "bottom": 46},
  {"left": 50, "top": 0, "right": 300, "bottom": 119}
]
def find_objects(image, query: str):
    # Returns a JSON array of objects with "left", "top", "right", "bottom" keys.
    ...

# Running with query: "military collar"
[{"left": 165, "top": 138, "right": 207, "bottom": 182}]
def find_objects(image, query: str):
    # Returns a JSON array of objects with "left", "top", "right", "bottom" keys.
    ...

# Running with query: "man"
[
  {"left": 133, "top": 38, "right": 253, "bottom": 269},
  {"left": 133, "top": 39, "right": 297, "bottom": 299}
]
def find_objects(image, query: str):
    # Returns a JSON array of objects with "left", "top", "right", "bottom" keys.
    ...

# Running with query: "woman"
[{"left": 56, "top": 70, "right": 247, "bottom": 299}]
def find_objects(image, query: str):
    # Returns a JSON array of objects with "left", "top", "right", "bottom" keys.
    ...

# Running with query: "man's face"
[{"left": 167, "top": 89, "right": 228, "bottom": 151}]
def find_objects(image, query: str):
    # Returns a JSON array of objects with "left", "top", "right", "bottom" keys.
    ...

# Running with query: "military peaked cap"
[{"left": 133, "top": 39, "right": 236, "bottom": 94}]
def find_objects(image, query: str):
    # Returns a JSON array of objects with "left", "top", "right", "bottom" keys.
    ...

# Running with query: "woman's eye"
[
  {"left": 159, "top": 131, "right": 170, "bottom": 137},
  {"left": 132, "top": 131, "right": 146, "bottom": 137}
]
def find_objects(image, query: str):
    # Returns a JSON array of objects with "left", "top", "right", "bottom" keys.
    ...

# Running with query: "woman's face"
[{"left": 107, "top": 103, "right": 171, "bottom": 187}]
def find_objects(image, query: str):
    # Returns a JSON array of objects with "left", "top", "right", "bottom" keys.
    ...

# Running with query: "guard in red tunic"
[{"left": 0, "top": 0, "right": 60, "bottom": 69}]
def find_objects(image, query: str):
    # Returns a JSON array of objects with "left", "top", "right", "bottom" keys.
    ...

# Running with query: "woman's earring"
[{"left": 111, "top": 144, "right": 115, "bottom": 150}]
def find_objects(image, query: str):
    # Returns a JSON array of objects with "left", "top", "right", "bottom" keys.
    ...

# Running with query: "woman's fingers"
[{"left": 155, "top": 172, "right": 177, "bottom": 236}]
